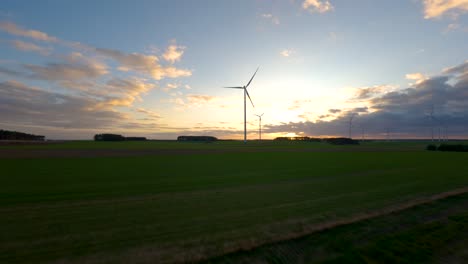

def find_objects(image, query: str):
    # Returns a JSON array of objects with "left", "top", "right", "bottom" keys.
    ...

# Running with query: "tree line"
[{"left": 0, "top": 130, "right": 45, "bottom": 141}]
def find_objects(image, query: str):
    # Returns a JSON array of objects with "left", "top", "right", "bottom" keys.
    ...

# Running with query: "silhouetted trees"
[
  {"left": 94, "top": 134, "right": 125, "bottom": 141},
  {"left": 177, "top": 136, "right": 217, "bottom": 142},
  {"left": 0, "top": 130, "right": 45, "bottom": 141},
  {"left": 94, "top": 134, "right": 147, "bottom": 141},
  {"left": 274, "top": 137, "right": 321, "bottom": 142},
  {"left": 125, "top": 137, "right": 147, "bottom": 141},
  {"left": 324, "top": 137, "right": 360, "bottom": 145},
  {"left": 427, "top": 144, "right": 468, "bottom": 152}
]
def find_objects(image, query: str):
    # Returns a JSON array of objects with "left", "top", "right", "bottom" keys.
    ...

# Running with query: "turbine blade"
[
  {"left": 245, "top": 88, "right": 254, "bottom": 108},
  {"left": 224, "top": 86, "right": 244, "bottom": 89},
  {"left": 245, "top": 67, "right": 259, "bottom": 88}
]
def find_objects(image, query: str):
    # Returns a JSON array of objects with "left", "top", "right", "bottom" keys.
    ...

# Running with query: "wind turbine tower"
[
  {"left": 224, "top": 67, "right": 259, "bottom": 144},
  {"left": 348, "top": 113, "right": 356, "bottom": 139},
  {"left": 255, "top": 113, "right": 264, "bottom": 140}
]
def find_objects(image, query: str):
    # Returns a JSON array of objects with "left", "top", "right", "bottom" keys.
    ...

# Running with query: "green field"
[
  {"left": 207, "top": 192, "right": 468, "bottom": 263},
  {"left": 1, "top": 141, "right": 468, "bottom": 263}
]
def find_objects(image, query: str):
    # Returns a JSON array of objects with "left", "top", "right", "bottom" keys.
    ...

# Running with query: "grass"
[
  {"left": 206, "top": 192, "right": 468, "bottom": 263},
  {"left": 1, "top": 141, "right": 468, "bottom": 263},
  {"left": 0, "top": 139, "right": 439, "bottom": 150}
]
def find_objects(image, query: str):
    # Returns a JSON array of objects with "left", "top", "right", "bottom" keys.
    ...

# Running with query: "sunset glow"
[{"left": 1, "top": 1, "right": 467, "bottom": 139}]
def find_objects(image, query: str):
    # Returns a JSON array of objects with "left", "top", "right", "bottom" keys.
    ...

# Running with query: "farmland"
[{"left": 1, "top": 140, "right": 468, "bottom": 263}]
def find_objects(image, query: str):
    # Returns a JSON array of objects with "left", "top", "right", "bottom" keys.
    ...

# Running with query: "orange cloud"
[
  {"left": 302, "top": 0, "right": 334, "bottom": 13},
  {"left": 96, "top": 48, "right": 191, "bottom": 80},
  {"left": 405, "top": 72, "right": 428, "bottom": 84},
  {"left": 422, "top": 0, "right": 468, "bottom": 19},
  {"left": 162, "top": 44, "right": 185, "bottom": 63}
]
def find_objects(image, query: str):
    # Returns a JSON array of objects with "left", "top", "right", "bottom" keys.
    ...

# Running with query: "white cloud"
[
  {"left": 422, "top": 0, "right": 468, "bottom": 19},
  {"left": 302, "top": 0, "right": 334, "bottom": 13},
  {"left": 260, "top": 13, "right": 280, "bottom": 25},
  {"left": 280, "top": 49, "right": 295, "bottom": 57}
]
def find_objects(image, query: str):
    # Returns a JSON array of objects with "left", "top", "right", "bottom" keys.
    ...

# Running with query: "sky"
[{"left": 0, "top": 0, "right": 468, "bottom": 140}]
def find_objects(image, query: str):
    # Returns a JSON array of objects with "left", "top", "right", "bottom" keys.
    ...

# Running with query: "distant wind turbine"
[
  {"left": 224, "top": 67, "right": 259, "bottom": 144},
  {"left": 348, "top": 113, "right": 356, "bottom": 139},
  {"left": 255, "top": 113, "right": 264, "bottom": 141},
  {"left": 429, "top": 104, "right": 441, "bottom": 142}
]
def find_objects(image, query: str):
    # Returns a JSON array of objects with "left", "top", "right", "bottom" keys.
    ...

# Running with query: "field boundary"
[{"left": 200, "top": 186, "right": 468, "bottom": 263}]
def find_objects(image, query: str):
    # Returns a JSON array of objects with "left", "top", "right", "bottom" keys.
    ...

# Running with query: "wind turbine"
[
  {"left": 348, "top": 113, "right": 356, "bottom": 139},
  {"left": 255, "top": 113, "right": 264, "bottom": 141},
  {"left": 224, "top": 67, "right": 259, "bottom": 144}
]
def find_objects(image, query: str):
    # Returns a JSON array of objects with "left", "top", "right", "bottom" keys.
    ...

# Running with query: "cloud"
[
  {"left": 0, "top": 21, "right": 58, "bottom": 42},
  {"left": 406, "top": 72, "right": 428, "bottom": 85},
  {"left": 443, "top": 60, "right": 468, "bottom": 74},
  {"left": 187, "top": 94, "right": 217, "bottom": 104},
  {"left": 96, "top": 47, "right": 191, "bottom": 80},
  {"left": 263, "top": 61, "right": 468, "bottom": 138},
  {"left": 136, "top": 108, "right": 161, "bottom": 119},
  {"left": 0, "top": 21, "right": 195, "bottom": 139},
  {"left": 24, "top": 52, "right": 108, "bottom": 81},
  {"left": 302, "top": 0, "right": 334, "bottom": 13},
  {"left": 163, "top": 83, "right": 178, "bottom": 92},
  {"left": 0, "top": 80, "right": 125, "bottom": 130},
  {"left": 0, "top": 66, "right": 25, "bottom": 77},
  {"left": 101, "top": 78, "right": 156, "bottom": 107},
  {"left": 10, "top": 40, "right": 51, "bottom": 55},
  {"left": 353, "top": 85, "right": 397, "bottom": 100},
  {"left": 280, "top": 49, "right": 295, "bottom": 57},
  {"left": 162, "top": 44, "right": 185, "bottom": 63},
  {"left": 171, "top": 94, "right": 218, "bottom": 108},
  {"left": 289, "top": 99, "right": 311, "bottom": 110},
  {"left": 329, "top": 109, "right": 341, "bottom": 114},
  {"left": 445, "top": 23, "right": 461, "bottom": 32},
  {"left": 422, "top": 0, "right": 468, "bottom": 19},
  {"left": 260, "top": 13, "right": 280, "bottom": 25}
]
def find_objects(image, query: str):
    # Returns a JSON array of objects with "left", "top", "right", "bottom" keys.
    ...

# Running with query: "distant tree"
[
  {"left": 94, "top": 134, "right": 125, "bottom": 141},
  {"left": 0, "top": 130, "right": 45, "bottom": 141},
  {"left": 426, "top": 144, "right": 437, "bottom": 151},
  {"left": 437, "top": 144, "right": 468, "bottom": 152},
  {"left": 274, "top": 136, "right": 321, "bottom": 142},
  {"left": 125, "top": 137, "right": 147, "bottom": 141},
  {"left": 324, "top": 137, "right": 359, "bottom": 145},
  {"left": 177, "top": 136, "right": 217, "bottom": 142}
]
